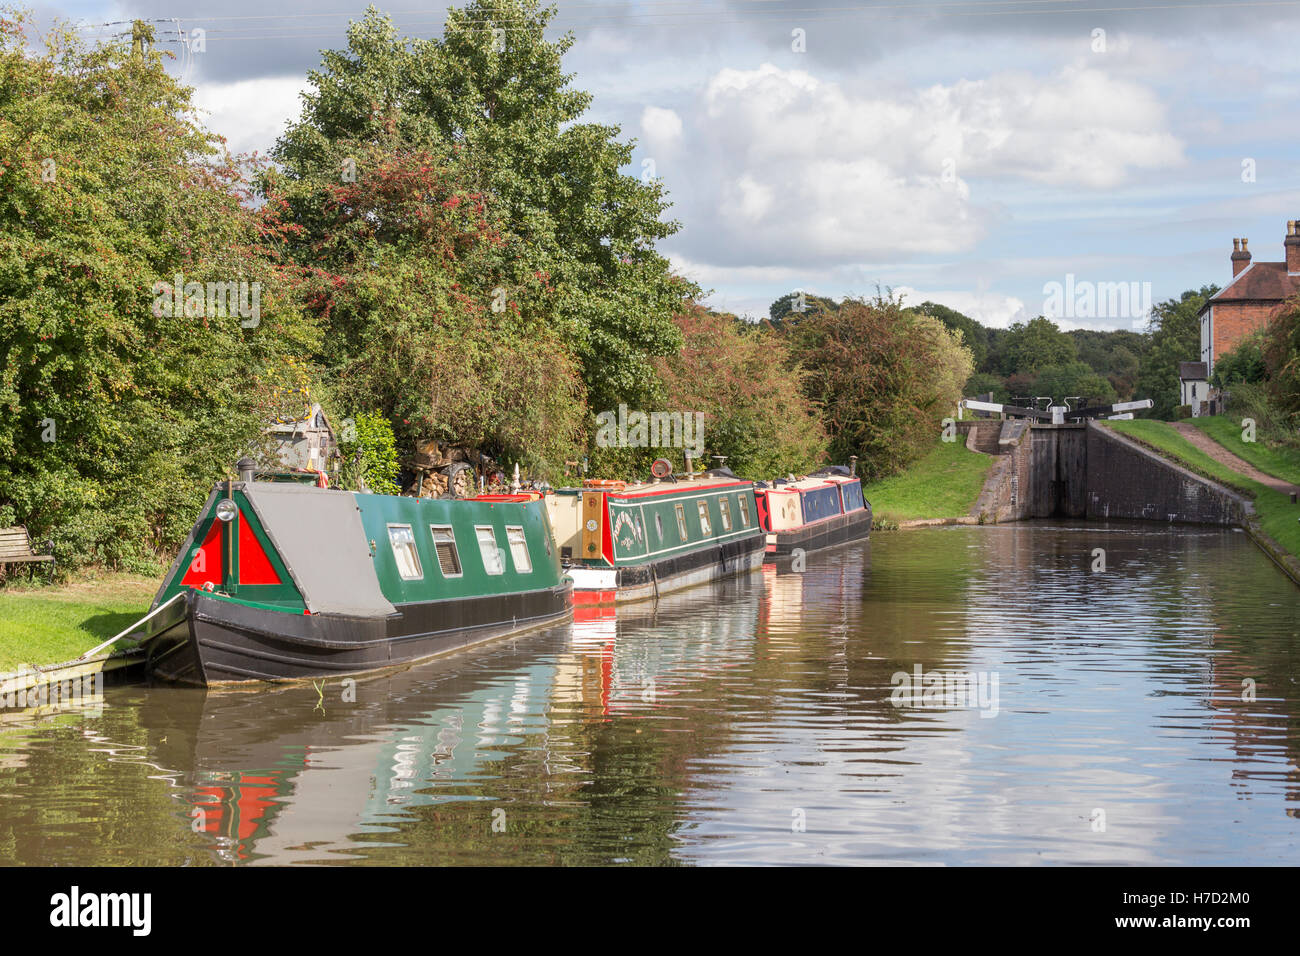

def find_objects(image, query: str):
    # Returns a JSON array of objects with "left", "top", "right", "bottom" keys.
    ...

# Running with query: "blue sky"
[{"left": 28, "top": 0, "right": 1300, "bottom": 327}]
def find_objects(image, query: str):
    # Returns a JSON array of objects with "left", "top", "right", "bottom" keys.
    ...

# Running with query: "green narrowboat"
[
  {"left": 142, "top": 477, "right": 571, "bottom": 686},
  {"left": 545, "top": 475, "right": 765, "bottom": 605}
]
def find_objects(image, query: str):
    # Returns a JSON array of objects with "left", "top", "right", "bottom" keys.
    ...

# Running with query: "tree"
[
  {"left": 768, "top": 291, "right": 839, "bottom": 328},
  {"left": 654, "top": 306, "right": 827, "bottom": 477},
  {"left": 1137, "top": 286, "right": 1217, "bottom": 418},
  {"left": 272, "top": 2, "right": 694, "bottom": 424},
  {"left": 789, "top": 294, "right": 973, "bottom": 481},
  {"left": 1029, "top": 363, "right": 1117, "bottom": 404},
  {"left": 0, "top": 15, "right": 316, "bottom": 570},
  {"left": 914, "top": 301, "right": 988, "bottom": 370},
  {"left": 264, "top": 136, "right": 587, "bottom": 476},
  {"left": 1213, "top": 330, "right": 1267, "bottom": 389},
  {"left": 1000, "top": 317, "right": 1076, "bottom": 375}
]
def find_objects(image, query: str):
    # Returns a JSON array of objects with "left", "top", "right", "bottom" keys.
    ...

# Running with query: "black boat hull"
[
  {"left": 766, "top": 504, "right": 873, "bottom": 558},
  {"left": 147, "top": 584, "right": 574, "bottom": 686}
]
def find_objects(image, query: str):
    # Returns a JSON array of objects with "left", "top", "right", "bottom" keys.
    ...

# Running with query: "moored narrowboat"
[
  {"left": 754, "top": 467, "right": 872, "bottom": 558},
  {"left": 141, "top": 476, "right": 571, "bottom": 686},
  {"left": 545, "top": 474, "right": 765, "bottom": 604}
]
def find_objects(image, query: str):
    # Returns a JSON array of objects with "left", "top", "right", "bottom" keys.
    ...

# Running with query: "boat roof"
[
  {"left": 557, "top": 476, "right": 753, "bottom": 499},
  {"left": 762, "top": 474, "right": 858, "bottom": 493},
  {"left": 243, "top": 483, "right": 397, "bottom": 618}
]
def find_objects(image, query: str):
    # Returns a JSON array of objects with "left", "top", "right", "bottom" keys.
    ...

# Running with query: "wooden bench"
[{"left": 0, "top": 526, "right": 55, "bottom": 581}]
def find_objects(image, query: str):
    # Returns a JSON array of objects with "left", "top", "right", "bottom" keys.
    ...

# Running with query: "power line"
[{"left": 73, "top": 0, "right": 1300, "bottom": 45}]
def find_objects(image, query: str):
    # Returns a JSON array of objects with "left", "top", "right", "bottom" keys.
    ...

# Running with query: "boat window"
[
  {"left": 506, "top": 526, "right": 532, "bottom": 573},
  {"left": 719, "top": 497, "right": 733, "bottom": 531},
  {"left": 697, "top": 500, "right": 712, "bottom": 535},
  {"left": 674, "top": 503, "right": 688, "bottom": 541},
  {"left": 430, "top": 525, "right": 462, "bottom": 577},
  {"left": 387, "top": 524, "right": 422, "bottom": 580},
  {"left": 476, "top": 526, "right": 505, "bottom": 575},
  {"left": 738, "top": 496, "right": 751, "bottom": 527},
  {"left": 655, "top": 513, "right": 664, "bottom": 541}
]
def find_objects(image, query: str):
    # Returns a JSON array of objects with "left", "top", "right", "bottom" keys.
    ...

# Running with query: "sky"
[{"left": 27, "top": 0, "right": 1300, "bottom": 328}]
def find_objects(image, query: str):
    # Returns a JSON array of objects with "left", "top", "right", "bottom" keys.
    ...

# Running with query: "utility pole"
[{"left": 131, "top": 19, "right": 154, "bottom": 58}]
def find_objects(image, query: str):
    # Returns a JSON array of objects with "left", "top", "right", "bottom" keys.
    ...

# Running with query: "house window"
[
  {"left": 738, "top": 496, "right": 751, "bottom": 528},
  {"left": 506, "top": 526, "right": 532, "bottom": 573},
  {"left": 430, "top": 525, "right": 462, "bottom": 577},
  {"left": 697, "top": 500, "right": 712, "bottom": 535},
  {"left": 387, "top": 524, "right": 422, "bottom": 580},
  {"left": 475, "top": 526, "right": 504, "bottom": 575},
  {"left": 719, "top": 497, "right": 733, "bottom": 531},
  {"left": 674, "top": 503, "right": 688, "bottom": 541}
]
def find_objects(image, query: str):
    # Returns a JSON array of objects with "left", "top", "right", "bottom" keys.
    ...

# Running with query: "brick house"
[{"left": 1198, "top": 221, "right": 1300, "bottom": 374}]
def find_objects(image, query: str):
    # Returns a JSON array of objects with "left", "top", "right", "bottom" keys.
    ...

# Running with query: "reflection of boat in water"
[
  {"left": 556, "top": 576, "right": 762, "bottom": 717},
  {"left": 140, "top": 648, "right": 568, "bottom": 863},
  {"left": 140, "top": 578, "right": 765, "bottom": 863}
]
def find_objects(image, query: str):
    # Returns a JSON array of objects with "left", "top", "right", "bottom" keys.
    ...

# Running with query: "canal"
[{"left": 1, "top": 521, "right": 1297, "bottom": 865}]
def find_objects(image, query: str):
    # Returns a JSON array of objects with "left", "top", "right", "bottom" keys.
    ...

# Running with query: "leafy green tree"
[
  {"left": 272, "top": 2, "right": 694, "bottom": 424},
  {"left": 914, "top": 301, "right": 989, "bottom": 370},
  {"left": 1029, "top": 362, "right": 1117, "bottom": 404},
  {"left": 1137, "top": 286, "right": 1217, "bottom": 418},
  {"left": 963, "top": 372, "right": 1008, "bottom": 403},
  {"left": 768, "top": 291, "right": 840, "bottom": 328},
  {"left": 0, "top": 15, "right": 316, "bottom": 571},
  {"left": 789, "top": 294, "right": 972, "bottom": 481},
  {"left": 1212, "top": 330, "right": 1267, "bottom": 389},
  {"left": 338, "top": 411, "right": 400, "bottom": 494},
  {"left": 1000, "top": 317, "right": 1076, "bottom": 375},
  {"left": 654, "top": 306, "right": 827, "bottom": 477},
  {"left": 265, "top": 135, "right": 587, "bottom": 476}
]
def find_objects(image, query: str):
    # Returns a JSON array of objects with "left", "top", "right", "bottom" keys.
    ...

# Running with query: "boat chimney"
[
  {"left": 684, "top": 452, "right": 695, "bottom": 479},
  {"left": 849, "top": 455, "right": 858, "bottom": 476},
  {"left": 511, "top": 463, "right": 521, "bottom": 493},
  {"left": 236, "top": 456, "right": 256, "bottom": 484}
]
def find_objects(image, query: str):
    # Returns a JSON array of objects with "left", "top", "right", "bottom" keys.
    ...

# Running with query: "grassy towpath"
[{"left": 0, "top": 573, "right": 161, "bottom": 672}]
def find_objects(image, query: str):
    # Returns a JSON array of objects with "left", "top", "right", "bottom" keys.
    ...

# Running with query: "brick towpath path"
[{"left": 1171, "top": 422, "right": 1300, "bottom": 496}]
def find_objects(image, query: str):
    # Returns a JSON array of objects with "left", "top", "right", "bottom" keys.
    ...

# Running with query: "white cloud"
[
  {"left": 640, "top": 106, "right": 683, "bottom": 152},
  {"left": 191, "top": 77, "right": 305, "bottom": 157},
  {"left": 680, "top": 62, "right": 1183, "bottom": 267},
  {"left": 894, "top": 288, "right": 1029, "bottom": 329}
]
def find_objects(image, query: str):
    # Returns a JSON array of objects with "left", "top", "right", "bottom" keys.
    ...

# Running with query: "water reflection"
[{"left": 0, "top": 523, "right": 1297, "bottom": 865}]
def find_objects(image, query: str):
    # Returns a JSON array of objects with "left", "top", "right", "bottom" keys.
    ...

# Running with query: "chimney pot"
[
  {"left": 1231, "top": 236, "right": 1252, "bottom": 276},
  {"left": 1287, "top": 220, "right": 1300, "bottom": 273}
]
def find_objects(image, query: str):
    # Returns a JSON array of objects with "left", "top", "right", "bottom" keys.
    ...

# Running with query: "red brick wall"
[{"left": 1213, "top": 301, "right": 1282, "bottom": 364}]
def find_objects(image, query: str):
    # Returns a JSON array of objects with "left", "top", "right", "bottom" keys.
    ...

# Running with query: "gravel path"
[{"left": 1171, "top": 422, "right": 1299, "bottom": 495}]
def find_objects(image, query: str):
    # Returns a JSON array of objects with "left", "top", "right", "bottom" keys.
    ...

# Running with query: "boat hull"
[
  {"left": 570, "top": 532, "right": 765, "bottom": 605},
  {"left": 147, "top": 584, "right": 573, "bottom": 686},
  {"left": 765, "top": 504, "right": 873, "bottom": 558}
]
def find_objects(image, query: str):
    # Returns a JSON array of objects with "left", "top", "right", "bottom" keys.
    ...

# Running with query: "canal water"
[{"left": 1, "top": 521, "right": 1297, "bottom": 866}]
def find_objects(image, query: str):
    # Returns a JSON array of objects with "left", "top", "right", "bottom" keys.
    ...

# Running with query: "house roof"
[
  {"left": 1201, "top": 261, "right": 1300, "bottom": 312},
  {"left": 1179, "top": 361, "right": 1207, "bottom": 380}
]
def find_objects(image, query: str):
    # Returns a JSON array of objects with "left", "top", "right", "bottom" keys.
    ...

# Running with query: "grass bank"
[
  {"left": 1102, "top": 419, "right": 1300, "bottom": 559},
  {"left": 0, "top": 573, "right": 161, "bottom": 672},
  {"left": 863, "top": 438, "right": 995, "bottom": 522},
  {"left": 1189, "top": 414, "right": 1300, "bottom": 479}
]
